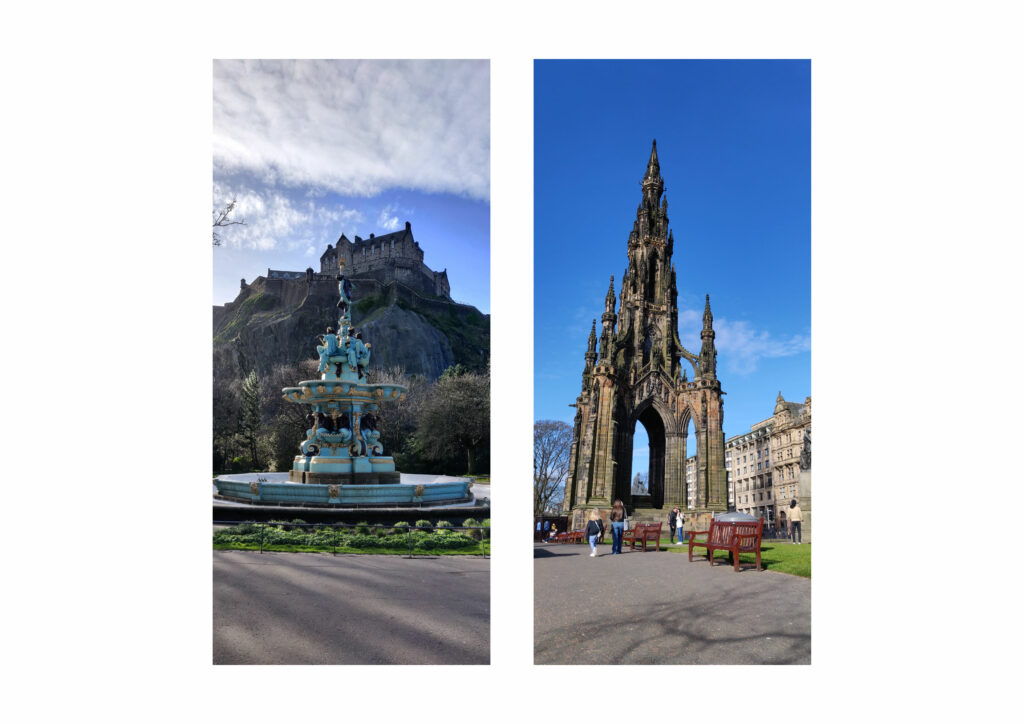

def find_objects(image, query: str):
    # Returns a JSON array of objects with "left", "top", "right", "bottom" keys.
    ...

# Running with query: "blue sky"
[
  {"left": 534, "top": 60, "right": 810, "bottom": 477},
  {"left": 212, "top": 60, "right": 490, "bottom": 312}
]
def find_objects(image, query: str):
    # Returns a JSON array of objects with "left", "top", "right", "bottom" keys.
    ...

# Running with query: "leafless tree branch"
[{"left": 212, "top": 198, "right": 246, "bottom": 246}]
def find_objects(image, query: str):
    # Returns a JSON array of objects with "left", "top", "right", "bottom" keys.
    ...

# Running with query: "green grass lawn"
[{"left": 664, "top": 540, "right": 811, "bottom": 577}]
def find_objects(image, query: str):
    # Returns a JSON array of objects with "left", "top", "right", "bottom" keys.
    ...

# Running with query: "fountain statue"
[
  {"left": 281, "top": 257, "right": 405, "bottom": 484},
  {"left": 213, "top": 258, "right": 472, "bottom": 507}
]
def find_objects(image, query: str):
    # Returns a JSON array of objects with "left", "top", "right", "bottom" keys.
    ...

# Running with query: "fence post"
[
  {"left": 407, "top": 527, "right": 413, "bottom": 558},
  {"left": 259, "top": 523, "right": 264, "bottom": 554}
]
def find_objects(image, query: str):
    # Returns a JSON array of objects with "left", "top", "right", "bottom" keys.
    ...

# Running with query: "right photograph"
[{"left": 534, "top": 60, "right": 811, "bottom": 665}]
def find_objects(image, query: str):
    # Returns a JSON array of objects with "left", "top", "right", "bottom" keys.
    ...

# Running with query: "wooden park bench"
[
  {"left": 688, "top": 518, "right": 764, "bottom": 572},
  {"left": 622, "top": 522, "right": 642, "bottom": 548},
  {"left": 555, "top": 530, "right": 583, "bottom": 544},
  {"left": 623, "top": 522, "right": 662, "bottom": 552}
]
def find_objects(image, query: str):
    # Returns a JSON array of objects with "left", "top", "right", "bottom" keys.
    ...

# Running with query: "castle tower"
[{"left": 563, "top": 141, "right": 728, "bottom": 530}]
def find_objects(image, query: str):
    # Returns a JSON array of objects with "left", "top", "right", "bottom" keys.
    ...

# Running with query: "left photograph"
[{"left": 211, "top": 60, "right": 491, "bottom": 665}]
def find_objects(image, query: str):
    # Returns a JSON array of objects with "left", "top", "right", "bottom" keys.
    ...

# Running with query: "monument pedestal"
[{"left": 798, "top": 470, "right": 812, "bottom": 543}]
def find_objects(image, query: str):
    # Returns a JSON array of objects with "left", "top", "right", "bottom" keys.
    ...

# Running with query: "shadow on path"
[
  {"left": 214, "top": 551, "right": 489, "bottom": 664},
  {"left": 534, "top": 544, "right": 809, "bottom": 665}
]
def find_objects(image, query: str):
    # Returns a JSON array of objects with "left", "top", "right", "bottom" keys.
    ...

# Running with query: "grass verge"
[{"left": 665, "top": 540, "right": 811, "bottom": 577}]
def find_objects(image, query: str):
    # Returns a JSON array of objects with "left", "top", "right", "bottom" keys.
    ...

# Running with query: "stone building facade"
[
  {"left": 723, "top": 392, "right": 811, "bottom": 527},
  {"left": 562, "top": 142, "right": 728, "bottom": 532},
  {"left": 727, "top": 418, "right": 775, "bottom": 522},
  {"left": 770, "top": 392, "right": 811, "bottom": 529}
]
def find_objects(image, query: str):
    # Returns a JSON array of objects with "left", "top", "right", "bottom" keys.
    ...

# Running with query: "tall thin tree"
[{"left": 239, "top": 369, "right": 263, "bottom": 470}]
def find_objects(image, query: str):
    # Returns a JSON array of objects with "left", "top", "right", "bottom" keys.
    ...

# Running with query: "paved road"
[
  {"left": 534, "top": 543, "right": 810, "bottom": 665},
  {"left": 214, "top": 550, "right": 489, "bottom": 664}
]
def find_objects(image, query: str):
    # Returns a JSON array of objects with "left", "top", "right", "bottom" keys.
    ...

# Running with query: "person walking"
[
  {"left": 675, "top": 508, "right": 686, "bottom": 544},
  {"left": 608, "top": 500, "right": 627, "bottom": 554},
  {"left": 789, "top": 499, "right": 803, "bottom": 544},
  {"left": 668, "top": 507, "right": 678, "bottom": 543},
  {"left": 585, "top": 509, "right": 605, "bottom": 557}
]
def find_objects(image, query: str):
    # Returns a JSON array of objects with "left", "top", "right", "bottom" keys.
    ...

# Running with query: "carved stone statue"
[
  {"left": 361, "top": 413, "right": 382, "bottom": 454},
  {"left": 347, "top": 331, "right": 371, "bottom": 379},
  {"left": 337, "top": 274, "right": 352, "bottom": 314},
  {"left": 316, "top": 327, "right": 340, "bottom": 373},
  {"left": 799, "top": 429, "right": 811, "bottom": 471}
]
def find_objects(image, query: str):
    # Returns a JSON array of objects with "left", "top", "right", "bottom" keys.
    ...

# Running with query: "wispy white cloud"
[
  {"left": 376, "top": 203, "right": 400, "bottom": 231},
  {"left": 213, "top": 60, "right": 490, "bottom": 201},
  {"left": 679, "top": 309, "right": 810, "bottom": 375},
  {"left": 212, "top": 180, "right": 363, "bottom": 251}
]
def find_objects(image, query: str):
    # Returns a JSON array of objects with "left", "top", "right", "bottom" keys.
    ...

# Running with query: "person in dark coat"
[{"left": 585, "top": 509, "right": 605, "bottom": 557}]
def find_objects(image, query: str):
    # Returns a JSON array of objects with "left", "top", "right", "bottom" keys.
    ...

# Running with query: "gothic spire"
[
  {"left": 605, "top": 275, "right": 616, "bottom": 312},
  {"left": 585, "top": 319, "right": 597, "bottom": 366},
  {"left": 643, "top": 139, "right": 660, "bottom": 184},
  {"left": 698, "top": 294, "right": 718, "bottom": 380},
  {"left": 636, "top": 139, "right": 666, "bottom": 240}
]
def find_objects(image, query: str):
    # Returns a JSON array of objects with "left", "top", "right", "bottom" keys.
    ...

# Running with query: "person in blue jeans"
[
  {"left": 675, "top": 508, "right": 686, "bottom": 544},
  {"left": 608, "top": 499, "right": 627, "bottom": 554},
  {"left": 585, "top": 509, "right": 605, "bottom": 557}
]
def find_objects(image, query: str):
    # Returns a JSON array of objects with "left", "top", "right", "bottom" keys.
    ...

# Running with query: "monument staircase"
[{"left": 626, "top": 506, "right": 670, "bottom": 526}]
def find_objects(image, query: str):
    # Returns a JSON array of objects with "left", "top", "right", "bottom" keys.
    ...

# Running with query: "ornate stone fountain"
[
  {"left": 283, "top": 258, "right": 406, "bottom": 486},
  {"left": 214, "top": 258, "right": 472, "bottom": 508}
]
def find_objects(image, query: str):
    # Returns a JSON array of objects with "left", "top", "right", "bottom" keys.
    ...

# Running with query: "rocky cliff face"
[{"left": 213, "top": 275, "right": 488, "bottom": 384}]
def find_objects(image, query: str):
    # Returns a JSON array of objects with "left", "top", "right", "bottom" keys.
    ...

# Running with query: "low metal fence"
[{"left": 213, "top": 520, "right": 490, "bottom": 558}]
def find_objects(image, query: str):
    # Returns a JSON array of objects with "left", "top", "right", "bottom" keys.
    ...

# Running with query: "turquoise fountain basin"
[{"left": 215, "top": 473, "right": 472, "bottom": 508}]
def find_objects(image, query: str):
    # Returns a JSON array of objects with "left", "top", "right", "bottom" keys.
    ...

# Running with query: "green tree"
[
  {"left": 239, "top": 369, "right": 263, "bottom": 469},
  {"left": 439, "top": 363, "right": 470, "bottom": 380},
  {"left": 212, "top": 374, "right": 242, "bottom": 471}
]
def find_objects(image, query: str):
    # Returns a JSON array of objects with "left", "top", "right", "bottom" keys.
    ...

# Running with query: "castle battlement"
[{"left": 317, "top": 221, "right": 450, "bottom": 300}]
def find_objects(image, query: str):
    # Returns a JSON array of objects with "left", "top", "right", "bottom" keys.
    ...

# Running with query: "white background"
[{"left": 2, "top": 0, "right": 1021, "bottom": 720}]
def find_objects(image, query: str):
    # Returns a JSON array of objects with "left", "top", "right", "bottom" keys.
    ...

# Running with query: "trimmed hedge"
[{"left": 213, "top": 523, "right": 482, "bottom": 552}]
